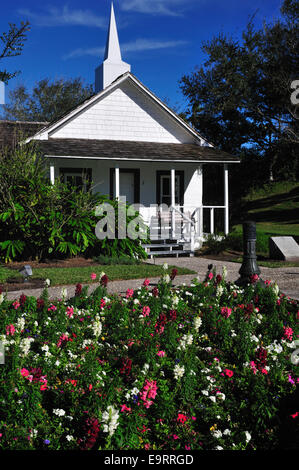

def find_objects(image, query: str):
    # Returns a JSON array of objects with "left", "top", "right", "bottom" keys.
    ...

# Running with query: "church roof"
[{"left": 37, "top": 138, "right": 239, "bottom": 163}]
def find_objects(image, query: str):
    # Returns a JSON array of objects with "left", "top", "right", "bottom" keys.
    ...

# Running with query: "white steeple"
[{"left": 95, "top": 3, "right": 131, "bottom": 92}]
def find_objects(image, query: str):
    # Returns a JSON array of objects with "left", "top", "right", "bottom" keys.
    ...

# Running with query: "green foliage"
[
  {"left": 0, "top": 268, "right": 297, "bottom": 450},
  {"left": 0, "top": 22, "right": 30, "bottom": 84},
  {"left": 180, "top": 0, "right": 299, "bottom": 190},
  {"left": 0, "top": 142, "right": 147, "bottom": 262},
  {"left": 202, "top": 230, "right": 271, "bottom": 255},
  {"left": 3, "top": 77, "right": 94, "bottom": 122}
]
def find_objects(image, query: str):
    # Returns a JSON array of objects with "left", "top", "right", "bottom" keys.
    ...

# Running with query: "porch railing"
[{"left": 174, "top": 205, "right": 228, "bottom": 238}]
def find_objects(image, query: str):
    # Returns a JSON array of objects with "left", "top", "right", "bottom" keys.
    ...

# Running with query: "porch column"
[
  {"left": 224, "top": 164, "right": 229, "bottom": 235},
  {"left": 50, "top": 165, "right": 55, "bottom": 185},
  {"left": 171, "top": 168, "right": 175, "bottom": 239},
  {"left": 198, "top": 164, "right": 203, "bottom": 238},
  {"left": 115, "top": 166, "right": 120, "bottom": 199}
]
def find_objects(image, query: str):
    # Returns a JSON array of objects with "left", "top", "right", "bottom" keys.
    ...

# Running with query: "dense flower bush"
[{"left": 0, "top": 265, "right": 298, "bottom": 450}]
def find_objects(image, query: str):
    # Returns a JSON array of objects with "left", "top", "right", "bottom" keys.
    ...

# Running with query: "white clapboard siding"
[{"left": 50, "top": 81, "right": 195, "bottom": 144}]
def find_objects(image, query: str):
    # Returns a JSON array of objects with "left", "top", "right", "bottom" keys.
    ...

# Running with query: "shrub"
[
  {"left": 0, "top": 142, "right": 147, "bottom": 262},
  {"left": 202, "top": 230, "right": 272, "bottom": 256},
  {"left": 0, "top": 267, "right": 297, "bottom": 450}
]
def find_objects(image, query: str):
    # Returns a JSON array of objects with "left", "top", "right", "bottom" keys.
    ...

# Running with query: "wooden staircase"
[{"left": 142, "top": 212, "right": 193, "bottom": 258}]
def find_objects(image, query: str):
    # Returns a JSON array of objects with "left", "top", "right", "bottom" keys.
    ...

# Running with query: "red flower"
[
  {"left": 177, "top": 413, "right": 188, "bottom": 424},
  {"left": 100, "top": 275, "right": 108, "bottom": 287},
  {"left": 75, "top": 283, "right": 82, "bottom": 296},
  {"left": 224, "top": 369, "right": 234, "bottom": 378},
  {"left": 170, "top": 268, "right": 178, "bottom": 280}
]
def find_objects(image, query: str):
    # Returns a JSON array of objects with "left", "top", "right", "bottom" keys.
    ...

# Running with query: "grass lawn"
[
  {"left": 234, "top": 181, "right": 299, "bottom": 238},
  {"left": 0, "top": 263, "right": 196, "bottom": 287}
]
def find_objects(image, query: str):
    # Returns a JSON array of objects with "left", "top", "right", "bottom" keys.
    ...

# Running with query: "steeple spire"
[
  {"left": 95, "top": 3, "right": 131, "bottom": 92},
  {"left": 103, "top": 2, "right": 122, "bottom": 62}
]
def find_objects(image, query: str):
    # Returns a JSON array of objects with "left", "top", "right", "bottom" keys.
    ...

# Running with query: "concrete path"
[{"left": 4, "top": 257, "right": 299, "bottom": 301}]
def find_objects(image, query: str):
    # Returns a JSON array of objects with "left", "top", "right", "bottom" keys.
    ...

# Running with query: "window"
[{"left": 59, "top": 168, "right": 92, "bottom": 192}]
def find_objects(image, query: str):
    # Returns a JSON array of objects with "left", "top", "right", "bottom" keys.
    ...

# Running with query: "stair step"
[{"left": 147, "top": 249, "right": 192, "bottom": 257}]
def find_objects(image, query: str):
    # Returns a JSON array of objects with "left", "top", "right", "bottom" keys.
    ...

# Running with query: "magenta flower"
[
  {"left": 126, "top": 288, "right": 134, "bottom": 298},
  {"left": 90, "top": 273, "right": 97, "bottom": 281},
  {"left": 6, "top": 324, "right": 15, "bottom": 336},
  {"left": 142, "top": 305, "right": 150, "bottom": 317}
]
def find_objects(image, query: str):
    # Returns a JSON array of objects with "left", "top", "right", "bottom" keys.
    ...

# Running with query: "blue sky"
[{"left": 0, "top": 0, "right": 284, "bottom": 112}]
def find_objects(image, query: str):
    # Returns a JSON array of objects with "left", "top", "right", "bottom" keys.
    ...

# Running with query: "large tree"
[
  {"left": 179, "top": 0, "right": 299, "bottom": 183},
  {"left": 0, "top": 22, "right": 30, "bottom": 84},
  {"left": 2, "top": 77, "right": 94, "bottom": 122}
]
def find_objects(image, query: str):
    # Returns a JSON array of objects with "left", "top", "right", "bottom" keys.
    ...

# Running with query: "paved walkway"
[{"left": 4, "top": 257, "right": 299, "bottom": 301}]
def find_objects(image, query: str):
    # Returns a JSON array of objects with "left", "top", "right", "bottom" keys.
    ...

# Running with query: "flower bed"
[{"left": 0, "top": 266, "right": 298, "bottom": 450}]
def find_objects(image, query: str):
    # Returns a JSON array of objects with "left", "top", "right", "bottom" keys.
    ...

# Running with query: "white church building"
[{"left": 27, "top": 3, "right": 239, "bottom": 257}]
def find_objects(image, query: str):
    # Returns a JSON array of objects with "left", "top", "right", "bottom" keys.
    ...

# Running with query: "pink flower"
[
  {"left": 121, "top": 404, "right": 131, "bottom": 413},
  {"left": 177, "top": 413, "right": 188, "bottom": 424},
  {"left": 20, "top": 368, "right": 30, "bottom": 377},
  {"left": 208, "top": 272, "right": 213, "bottom": 280},
  {"left": 223, "top": 368, "right": 234, "bottom": 378},
  {"left": 157, "top": 350, "right": 165, "bottom": 357},
  {"left": 6, "top": 324, "right": 15, "bottom": 336},
  {"left": 261, "top": 368, "right": 268, "bottom": 375},
  {"left": 66, "top": 307, "right": 74, "bottom": 318},
  {"left": 12, "top": 301, "right": 20, "bottom": 310},
  {"left": 126, "top": 288, "right": 134, "bottom": 298},
  {"left": 142, "top": 305, "right": 150, "bottom": 317},
  {"left": 140, "top": 380, "right": 158, "bottom": 408},
  {"left": 220, "top": 307, "right": 232, "bottom": 318},
  {"left": 283, "top": 326, "right": 293, "bottom": 341},
  {"left": 250, "top": 361, "right": 258, "bottom": 375},
  {"left": 90, "top": 273, "right": 97, "bottom": 281},
  {"left": 48, "top": 304, "right": 57, "bottom": 312},
  {"left": 250, "top": 274, "right": 259, "bottom": 284},
  {"left": 143, "top": 278, "right": 150, "bottom": 287},
  {"left": 173, "top": 434, "right": 179, "bottom": 440}
]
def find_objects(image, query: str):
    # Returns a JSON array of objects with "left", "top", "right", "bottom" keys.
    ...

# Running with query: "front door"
[
  {"left": 119, "top": 172, "right": 135, "bottom": 205},
  {"left": 110, "top": 169, "right": 140, "bottom": 205}
]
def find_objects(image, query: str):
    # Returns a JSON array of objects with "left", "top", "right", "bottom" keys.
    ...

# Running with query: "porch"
[{"left": 39, "top": 137, "right": 239, "bottom": 257}]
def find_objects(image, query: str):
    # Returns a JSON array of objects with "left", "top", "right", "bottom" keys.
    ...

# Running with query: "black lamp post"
[{"left": 235, "top": 221, "right": 263, "bottom": 287}]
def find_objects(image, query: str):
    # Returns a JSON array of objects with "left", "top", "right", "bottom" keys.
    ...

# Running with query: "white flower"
[
  {"left": 92, "top": 316, "right": 102, "bottom": 337},
  {"left": 212, "top": 430, "right": 222, "bottom": 438},
  {"left": 66, "top": 435, "right": 74, "bottom": 441},
  {"left": 16, "top": 317, "right": 25, "bottom": 332},
  {"left": 162, "top": 262, "right": 168, "bottom": 271},
  {"left": 216, "top": 392, "right": 225, "bottom": 401},
  {"left": 174, "top": 364, "right": 185, "bottom": 380},
  {"left": 216, "top": 285, "right": 224, "bottom": 297},
  {"left": 201, "top": 390, "right": 209, "bottom": 396},
  {"left": 245, "top": 431, "right": 251, "bottom": 443},
  {"left": 193, "top": 316, "right": 202, "bottom": 331},
  {"left": 223, "top": 429, "right": 231, "bottom": 436},
  {"left": 53, "top": 408, "right": 66, "bottom": 417},
  {"left": 209, "top": 396, "right": 216, "bottom": 403},
  {"left": 101, "top": 405, "right": 119, "bottom": 437},
  {"left": 45, "top": 278, "right": 51, "bottom": 287},
  {"left": 61, "top": 287, "right": 68, "bottom": 299},
  {"left": 20, "top": 337, "right": 34, "bottom": 356},
  {"left": 163, "top": 274, "right": 170, "bottom": 283},
  {"left": 0, "top": 294, "right": 4, "bottom": 305}
]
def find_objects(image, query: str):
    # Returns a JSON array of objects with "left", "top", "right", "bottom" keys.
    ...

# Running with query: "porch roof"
[{"left": 35, "top": 138, "right": 239, "bottom": 163}]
